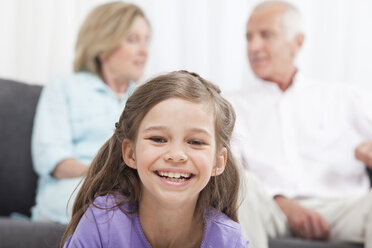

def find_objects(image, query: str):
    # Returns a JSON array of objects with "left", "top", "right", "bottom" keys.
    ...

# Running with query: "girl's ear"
[
  {"left": 122, "top": 139, "right": 137, "bottom": 169},
  {"left": 212, "top": 147, "right": 227, "bottom": 176}
]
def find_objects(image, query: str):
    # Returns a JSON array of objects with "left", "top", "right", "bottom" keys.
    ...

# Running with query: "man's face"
[{"left": 246, "top": 7, "right": 299, "bottom": 82}]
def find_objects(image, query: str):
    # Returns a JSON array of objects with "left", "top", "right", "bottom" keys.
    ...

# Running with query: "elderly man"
[{"left": 228, "top": 1, "right": 372, "bottom": 248}]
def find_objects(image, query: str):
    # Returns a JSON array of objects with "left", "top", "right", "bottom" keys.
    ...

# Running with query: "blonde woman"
[{"left": 31, "top": 1, "right": 150, "bottom": 224}]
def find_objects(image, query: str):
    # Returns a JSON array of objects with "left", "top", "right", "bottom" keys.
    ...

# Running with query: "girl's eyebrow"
[
  {"left": 143, "top": 126, "right": 212, "bottom": 137},
  {"left": 188, "top": 128, "right": 212, "bottom": 138},
  {"left": 143, "top": 126, "right": 167, "bottom": 133}
]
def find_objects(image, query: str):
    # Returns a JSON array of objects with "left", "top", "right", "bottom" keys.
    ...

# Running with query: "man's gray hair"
[{"left": 253, "top": 1, "right": 305, "bottom": 39}]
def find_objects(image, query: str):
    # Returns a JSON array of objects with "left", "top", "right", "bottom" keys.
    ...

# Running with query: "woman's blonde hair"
[
  {"left": 61, "top": 70, "right": 240, "bottom": 246},
  {"left": 73, "top": 1, "right": 148, "bottom": 75}
]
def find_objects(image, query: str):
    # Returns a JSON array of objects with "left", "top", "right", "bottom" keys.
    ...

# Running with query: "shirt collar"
[
  {"left": 77, "top": 71, "right": 108, "bottom": 92},
  {"left": 255, "top": 69, "right": 302, "bottom": 95},
  {"left": 80, "top": 71, "right": 136, "bottom": 98}
]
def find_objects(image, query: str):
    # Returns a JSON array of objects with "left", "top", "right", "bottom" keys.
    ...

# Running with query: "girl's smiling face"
[{"left": 122, "top": 97, "right": 227, "bottom": 209}]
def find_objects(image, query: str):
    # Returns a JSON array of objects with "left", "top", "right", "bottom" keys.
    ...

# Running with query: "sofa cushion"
[
  {"left": 0, "top": 217, "right": 66, "bottom": 248},
  {"left": 0, "top": 79, "right": 42, "bottom": 217}
]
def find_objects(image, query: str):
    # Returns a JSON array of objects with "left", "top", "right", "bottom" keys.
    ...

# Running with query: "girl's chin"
[{"left": 156, "top": 195, "right": 198, "bottom": 209}]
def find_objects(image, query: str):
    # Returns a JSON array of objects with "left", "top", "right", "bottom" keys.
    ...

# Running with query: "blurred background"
[{"left": 1, "top": 0, "right": 372, "bottom": 91}]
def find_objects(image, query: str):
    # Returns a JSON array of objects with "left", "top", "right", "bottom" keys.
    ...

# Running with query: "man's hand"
[
  {"left": 355, "top": 141, "right": 372, "bottom": 168},
  {"left": 274, "top": 196, "right": 330, "bottom": 240}
]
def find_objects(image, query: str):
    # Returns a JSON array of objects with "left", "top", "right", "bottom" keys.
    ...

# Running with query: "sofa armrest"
[
  {"left": 269, "top": 238, "right": 363, "bottom": 248},
  {"left": 367, "top": 167, "right": 372, "bottom": 188},
  {"left": 0, "top": 217, "right": 66, "bottom": 248}
]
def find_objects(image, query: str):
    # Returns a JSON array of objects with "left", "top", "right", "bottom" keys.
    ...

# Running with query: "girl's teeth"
[{"left": 158, "top": 171, "right": 191, "bottom": 179}]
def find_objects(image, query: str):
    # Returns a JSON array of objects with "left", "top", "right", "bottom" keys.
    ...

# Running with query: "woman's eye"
[
  {"left": 149, "top": 137, "right": 166, "bottom": 143},
  {"left": 188, "top": 140, "right": 204, "bottom": 146},
  {"left": 127, "top": 35, "right": 138, "bottom": 43}
]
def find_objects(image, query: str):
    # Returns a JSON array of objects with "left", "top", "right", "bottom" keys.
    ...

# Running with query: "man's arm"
[
  {"left": 274, "top": 195, "right": 330, "bottom": 240},
  {"left": 355, "top": 141, "right": 372, "bottom": 168}
]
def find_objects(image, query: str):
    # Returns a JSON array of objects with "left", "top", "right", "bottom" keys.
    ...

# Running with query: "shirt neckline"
[
  {"left": 133, "top": 209, "right": 216, "bottom": 248},
  {"left": 79, "top": 71, "right": 136, "bottom": 101}
]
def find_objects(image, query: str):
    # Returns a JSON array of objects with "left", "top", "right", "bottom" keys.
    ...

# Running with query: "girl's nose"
[{"left": 164, "top": 149, "right": 187, "bottom": 163}]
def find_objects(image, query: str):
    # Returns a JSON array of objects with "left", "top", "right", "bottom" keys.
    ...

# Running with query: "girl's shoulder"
[
  {"left": 66, "top": 194, "right": 141, "bottom": 247},
  {"left": 89, "top": 194, "right": 136, "bottom": 221},
  {"left": 203, "top": 209, "right": 249, "bottom": 248}
]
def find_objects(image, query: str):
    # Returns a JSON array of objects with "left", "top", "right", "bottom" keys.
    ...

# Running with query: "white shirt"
[{"left": 226, "top": 73, "right": 372, "bottom": 199}]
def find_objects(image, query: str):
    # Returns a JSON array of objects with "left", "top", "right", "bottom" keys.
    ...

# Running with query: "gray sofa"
[
  {"left": 0, "top": 78, "right": 366, "bottom": 248},
  {"left": 0, "top": 78, "right": 66, "bottom": 248}
]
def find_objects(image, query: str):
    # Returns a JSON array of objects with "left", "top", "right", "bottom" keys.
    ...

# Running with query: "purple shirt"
[{"left": 64, "top": 195, "right": 249, "bottom": 248}]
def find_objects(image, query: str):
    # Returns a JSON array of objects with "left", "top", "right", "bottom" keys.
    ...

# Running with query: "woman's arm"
[
  {"left": 32, "top": 77, "right": 76, "bottom": 177},
  {"left": 52, "top": 158, "right": 88, "bottom": 179}
]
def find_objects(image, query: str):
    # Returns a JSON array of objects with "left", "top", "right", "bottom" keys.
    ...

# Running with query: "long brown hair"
[{"left": 60, "top": 70, "right": 240, "bottom": 246}]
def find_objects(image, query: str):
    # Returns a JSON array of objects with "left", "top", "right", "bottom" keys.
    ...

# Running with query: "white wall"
[{"left": 0, "top": 0, "right": 371, "bottom": 91}]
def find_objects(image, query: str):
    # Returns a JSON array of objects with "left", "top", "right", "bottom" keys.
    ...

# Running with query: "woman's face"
[{"left": 100, "top": 16, "right": 150, "bottom": 83}]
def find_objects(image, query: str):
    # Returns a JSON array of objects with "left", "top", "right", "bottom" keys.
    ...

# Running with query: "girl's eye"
[
  {"left": 188, "top": 140, "right": 205, "bottom": 146},
  {"left": 149, "top": 137, "right": 167, "bottom": 143}
]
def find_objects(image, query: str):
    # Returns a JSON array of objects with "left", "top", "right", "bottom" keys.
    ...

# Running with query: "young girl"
[{"left": 61, "top": 70, "right": 249, "bottom": 247}]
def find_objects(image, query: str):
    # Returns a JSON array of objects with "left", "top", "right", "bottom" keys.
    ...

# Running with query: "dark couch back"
[{"left": 0, "top": 79, "right": 42, "bottom": 217}]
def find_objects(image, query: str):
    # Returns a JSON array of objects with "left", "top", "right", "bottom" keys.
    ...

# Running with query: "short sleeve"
[
  {"left": 63, "top": 207, "right": 104, "bottom": 248},
  {"left": 236, "top": 238, "right": 250, "bottom": 248}
]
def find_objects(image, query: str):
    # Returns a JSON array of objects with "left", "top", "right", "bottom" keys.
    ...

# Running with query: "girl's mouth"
[{"left": 155, "top": 170, "right": 193, "bottom": 182}]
